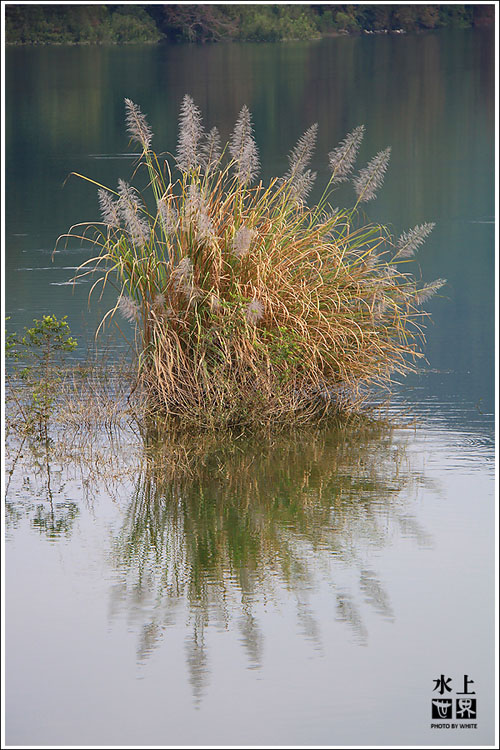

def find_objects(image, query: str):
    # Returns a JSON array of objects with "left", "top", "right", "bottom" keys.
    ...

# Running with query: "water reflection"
[
  {"left": 4, "top": 407, "right": 137, "bottom": 539},
  {"left": 108, "top": 421, "right": 431, "bottom": 699},
  {"left": 8, "top": 411, "right": 493, "bottom": 713},
  {"left": 5, "top": 437, "right": 81, "bottom": 541}
]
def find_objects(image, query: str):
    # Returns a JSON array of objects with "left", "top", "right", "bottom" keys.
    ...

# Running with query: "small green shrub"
[{"left": 6, "top": 315, "right": 77, "bottom": 439}]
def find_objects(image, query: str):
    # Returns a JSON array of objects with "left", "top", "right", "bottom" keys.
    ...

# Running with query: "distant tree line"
[
  {"left": 5, "top": 5, "right": 161, "bottom": 44},
  {"left": 5, "top": 4, "right": 495, "bottom": 45}
]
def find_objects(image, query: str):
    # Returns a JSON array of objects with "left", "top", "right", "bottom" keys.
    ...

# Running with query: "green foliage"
[
  {"left": 5, "top": 4, "right": 489, "bottom": 45},
  {"left": 6, "top": 315, "right": 77, "bottom": 439},
  {"left": 5, "top": 317, "right": 19, "bottom": 358},
  {"left": 439, "top": 5, "right": 474, "bottom": 29},
  {"left": 259, "top": 327, "right": 303, "bottom": 382},
  {"left": 5, "top": 5, "right": 160, "bottom": 45},
  {"left": 335, "top": 11, "right": 360, "bottom": 33},
  {"left": 18, "top": 315, "right": 77, "bottom": 358},
  {"left": 106, "top": 7, "right": 161, "bottom": 44},
  {"left": 236, "top": 6, "right": 321, "bottom": 42},
  {"left": 315, "top": 10, "right": 335, "bottom": 33}
]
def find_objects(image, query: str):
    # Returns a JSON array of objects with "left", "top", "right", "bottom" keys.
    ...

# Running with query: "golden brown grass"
[{"left": 56, "top": 97, "right": 445, "bottom": 429}]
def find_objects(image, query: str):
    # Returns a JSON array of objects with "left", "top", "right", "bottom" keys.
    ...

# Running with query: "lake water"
[{"left": 4, "top": 29, "right": 496, "bottom": 746}]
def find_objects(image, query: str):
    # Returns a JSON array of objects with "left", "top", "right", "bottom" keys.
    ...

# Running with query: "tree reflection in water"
[{"left": 5, "top": 436, "right": 81, "bottom": 541}]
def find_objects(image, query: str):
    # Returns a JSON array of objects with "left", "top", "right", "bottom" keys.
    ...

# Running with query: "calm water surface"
[{"left": 5, "top": 29, "right": 496, "bottom": 746}]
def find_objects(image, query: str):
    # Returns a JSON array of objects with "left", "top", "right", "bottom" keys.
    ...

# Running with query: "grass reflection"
[
  {"left": 5, "top": 406, "right": 432, "bottom": 703},
  {"left": 110, "top": 418, "right": 429, "bottom": 699}
]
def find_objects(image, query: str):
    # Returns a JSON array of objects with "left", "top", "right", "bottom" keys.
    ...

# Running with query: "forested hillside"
[{"left": 5, "top": 4, "right": 495, "bottom": 45}]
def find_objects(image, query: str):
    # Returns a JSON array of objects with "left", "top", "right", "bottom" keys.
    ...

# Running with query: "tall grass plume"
[{"left": 60, "top": 97, "right": 446, "bottom": 429}]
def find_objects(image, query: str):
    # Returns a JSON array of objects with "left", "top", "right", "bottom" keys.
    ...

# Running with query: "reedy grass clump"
[{"left": 59, "top": 96, "right": 445, "bottom": 429}]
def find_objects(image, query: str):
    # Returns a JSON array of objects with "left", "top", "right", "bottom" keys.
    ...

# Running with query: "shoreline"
[{"left": 6, "top": 25, "right": 489, "bottom": 48}]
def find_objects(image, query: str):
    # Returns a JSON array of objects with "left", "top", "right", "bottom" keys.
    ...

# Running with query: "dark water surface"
[{"left": 5, "top": 29, "right": 495, "bottom": 746}]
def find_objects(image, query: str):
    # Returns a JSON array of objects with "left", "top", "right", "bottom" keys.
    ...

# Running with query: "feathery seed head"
[
  {"left": 118, "top": 295, "right": 140, "bottom": 323},
  {"left": 395, "top": 222, "right": 435, "bottom": 259},
  {"left": 209, "top": 293, "right": 222, "bottom": 312},
  {"left": 364, "top": 251, "right": 379, "bottom": 269},
  {"left": 127, "top": 213, "right": 150, "bottom": 249},
  {"left": 152, "top": 293, "right": 165, "bottom": 312},
  {"left": 233, "top": 226, "right": 256, "bottom": 258},
  {"left": 353, "top": 146, "right": 391, "bottom": 202},
  {"left": 373, "top": 295, "right": 391, "bottom": 321},
  {"left": 415, "top": 278, "right": 446, "bottom": 305},
  {"left": 324, "top": 207, "right": 340, "bottom": 221},
  {"left": 124, "top": 98, "right": 153, "bottom": 151},
  {"left": 238, "top": 139, "right": 260, "bottom": 185},
  {"left": 289, "top": 169, "right": 317, "bottom": 206},
  {"left": 229, "top": 105, "right": 251, "bottom": 159},
  {"left": 176, "top": 94, "right": 205, "bottom": 173},
  {"left": 117, "top": 178, "right": 146, "bottom": 215},
  {"left": 329, "top": 125, "right": 365, "bottom": 184},
  {"left": 117, "top": 179, "right": 149, "bottom": 248},
  {"left": 201, "top": 126, "right": 222, "bottom": 175},
  {"left": 230, "top": 105, "right": 260, "bottom": 185},
  {"left": 172, "top": 256, "right": 195, "bottom": 297},
  {"left": 280, "top": 124, "right": 317, "bottom": 204},
  {"left": 173, "top": 256, "right": 193, "bottom": 281},
  {"left": 183, "top": 183, "right": 202, "bottom": 220},
  {"left": 98, "top": 188, "right": 120, "bottom": 228},
  {"left": 182, "top": 183, "right": 213, "bottom": 241},
  {"left": 286, "top": 123, "right": 318, "bottom": 180},
  {"left": 245, "top": 298, "right": 264, "bottom": 325},
  {"left": 196, "top": 210, "right": 214, "bottom": 242},
  {"left": 157, "top": 197, "right": 179, "bottom": 237},
  {"left": 151, "top": 295, "right": 174, "bottom": 322},
  {"left": 117, "top": 178, "right": 134, "bottom": 202}
]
